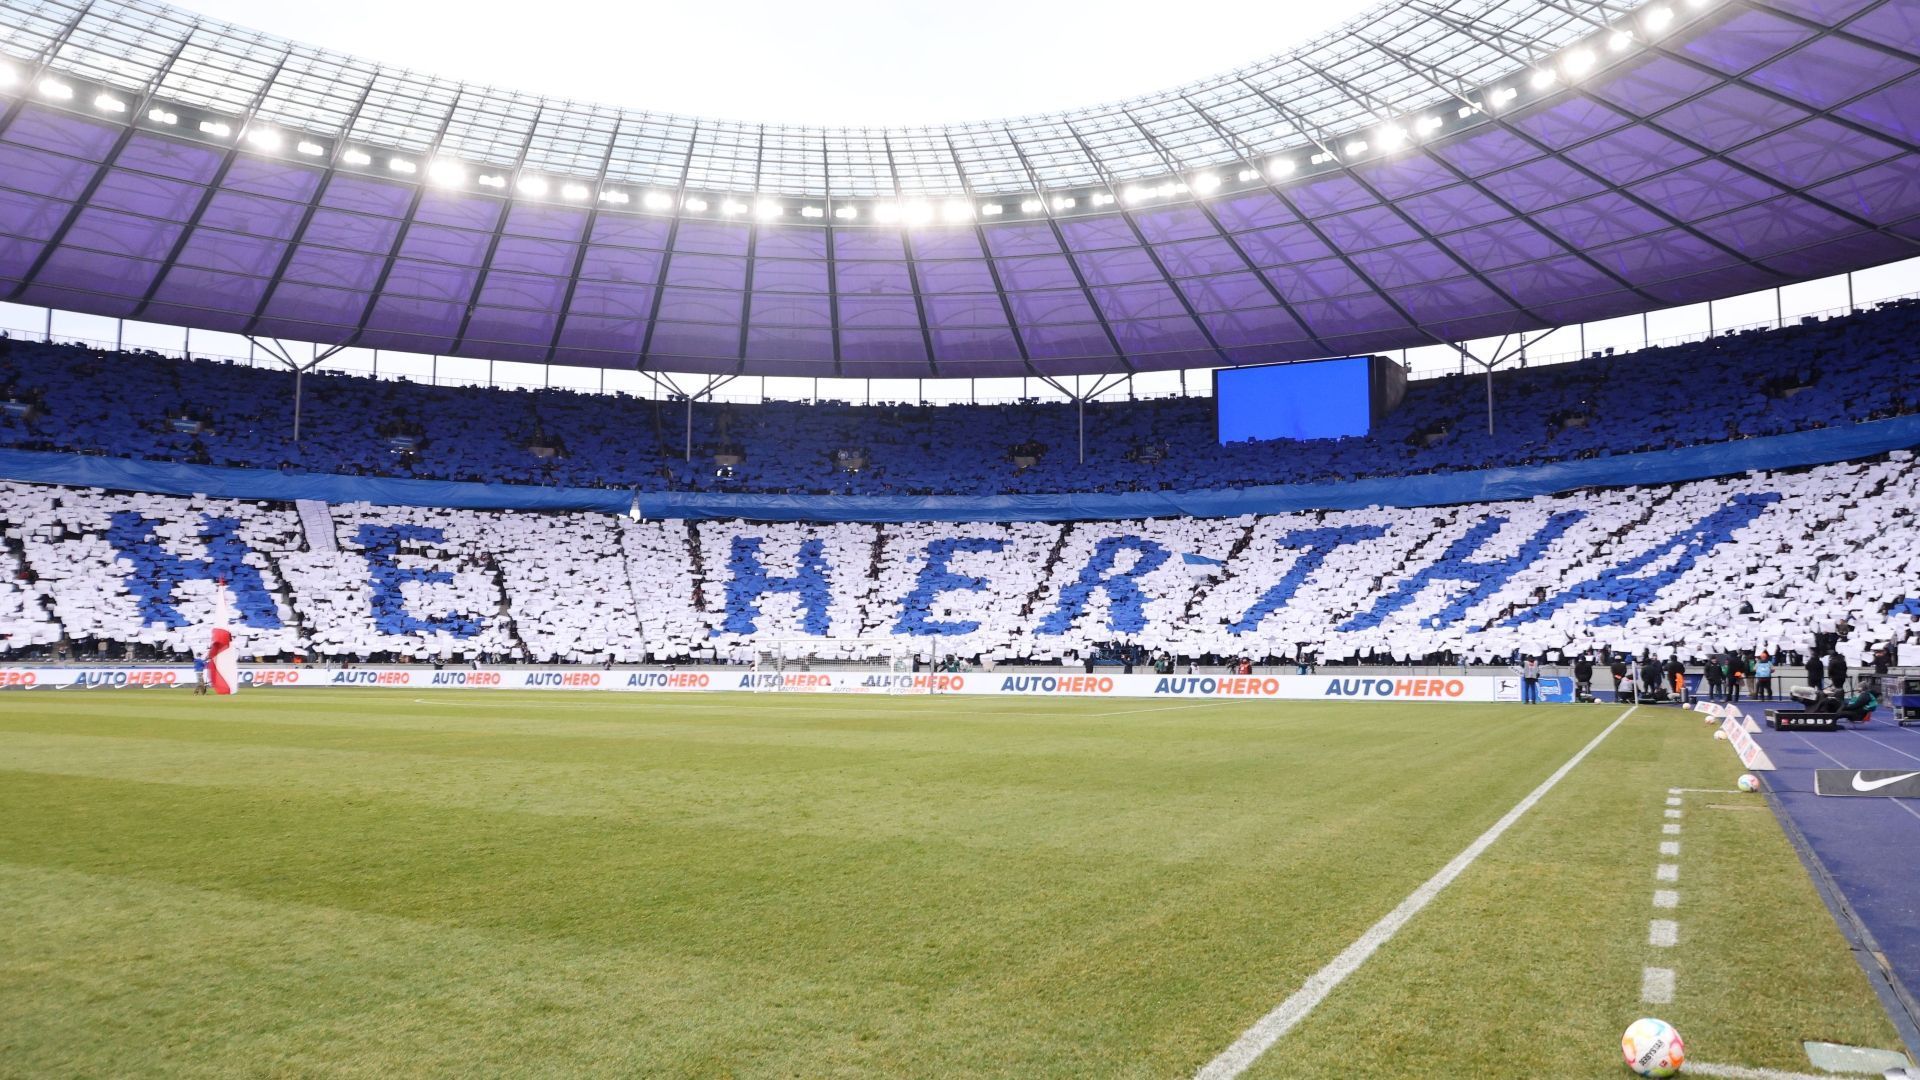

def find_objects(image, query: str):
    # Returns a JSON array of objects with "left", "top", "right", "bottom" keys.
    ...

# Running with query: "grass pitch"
[{"left": 0, "top": 690, "right": 1900, "bottom": 1078}]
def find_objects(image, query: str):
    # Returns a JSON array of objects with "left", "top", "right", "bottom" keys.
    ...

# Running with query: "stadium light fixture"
[
  {"left": 387, "top": 157, "right": 416, "bottom": 175},
  {"left": 1609, "top": 29, "right": 1633, "bottom": 52},
  {"left": 1417, "top": 115, "right": 1443, "bottom": 135},
  {"left": 148, "top": 107, "right": 178, "bottom": 125},
  {"left": 1236, "top": 168, "right": 1260, "bottom": 182},
  {"left": 199, "top": 120, "right": 232, "bottom": 137},
  {"left": 601, "top": 190, "right": 632, "bottom": 205},
  {"left": 1191, "top": 174, "right": 1221, "bottom": 194},
  {"left": 38, "top": 79, "right": 74, "bottom": 101},
  {"left": 1342, "top": 140, "right": 1368, "bottom": 155},
  {"left": 901, "top": 201, "right": 933, "bottom": 224},
  {"left": 1564, "top": 48, "right": 1596, "bottom": 77},
  {"left": 516, "top": 175, "right": 548, "bottom": 197},
  {"left": 296, "top": 140, "right": 325, "bottom": 157},
  {"left": 754, "top": 201, "right": 781, "bottom": 219},
  {"left": 1377, "top": 125, "right": 1408, "bottom": 150},
  {"left": 872, "top": 203, "right": 901, "bottom": 224},
  {"left": 427, "top": 160, "right": 465, "bottom": 186},
  {"left": 94, "top": 94, "right": 127, "bottom": 114},
  {"left": 343, "top": 149, "right": 373, "bottom": 167},
  {"left": 1529, "top": 68, "right": 1556, "bottom": 90},
  {"left": 557, "top": 183, "right": 586, "bottom": 200},
  {"left": 1645, "top": 6, "right": 1673, "bottom": 30},
  {"left": 940, "top": 200, "right": 973, "bottom": 222},
  {"left": 0, "top": 65, "right": 14, "bottom": 88},
  {"left": 1310, "top": 150, "right": 1335, "bottom": 165},
  {"left": 1492, "top": 86, "right": 1519, "bottom": 106},
  {"left": 641, "top": 190, "right": 672, "bottom": 210},
  {"left": 1089, "top": 191, "right": 1116, "bottom": 207},
  {"left": 1020, "top": 198, "right": 1043, "bottom": 213},
  {"left": 979, "top": 203, "right": 1003, "bottom": 216},
  {"left": 799, "top": 205, "right": 824, "bottom": 218},
  {"left": 245, "top": 127, "right": 282, "bottom": 150},
  {"left": 683, "top": 196, "right": 707, "bottom": 211},
  {"left": 477, "top": 173, "right": 507, "bottom": 189},
  {"left": 722, "top": 200, "right": 748, "bottom": 215},
  {"left": 1268, "top": 158, "right": 1297, "bottom": 178},
  {"left": 1122, "top": 185, "right": 1149, "bottom": 204},
  {"left": 833, "top": 205, "right": 857, "bottom": 220},
  {"left": 1051, "top": 196, "right": 1076, "bottom": 210}
]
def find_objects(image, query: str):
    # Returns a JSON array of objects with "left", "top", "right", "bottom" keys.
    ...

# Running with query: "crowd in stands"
[
  {"left": 3, "top": 455, "right": 1914, "bottom": 669},
  {"left": 1, "top": 299, "right": 1916, "bottom": 496}
]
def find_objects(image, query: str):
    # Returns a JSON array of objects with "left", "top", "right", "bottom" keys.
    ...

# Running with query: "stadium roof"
[{"left": 0, "top": 0, "right": 1915, "bottom": 379}]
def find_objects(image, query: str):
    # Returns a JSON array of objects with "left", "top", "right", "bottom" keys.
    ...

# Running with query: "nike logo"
[{"left": 1851, "top": 771, "right": 1920, "bottom": 792}]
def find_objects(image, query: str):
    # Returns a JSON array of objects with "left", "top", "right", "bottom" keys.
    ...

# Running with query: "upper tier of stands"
[{"left": 3, "top": 299, "right": 1917, "bottom": 496}]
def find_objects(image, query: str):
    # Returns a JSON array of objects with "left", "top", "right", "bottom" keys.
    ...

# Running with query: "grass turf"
[{"left": 0, "top": 690, "right": 1899, "bottom": 1078}]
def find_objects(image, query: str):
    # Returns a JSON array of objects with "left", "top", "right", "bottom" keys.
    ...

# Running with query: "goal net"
[{"left": 752, "top": 639, "right": 930, "bottom": 694}]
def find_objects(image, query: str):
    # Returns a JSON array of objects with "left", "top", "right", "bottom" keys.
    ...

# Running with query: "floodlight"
[
  {"left": 600, "top": 189, "right": 631, "bottom": 205},
  {"left": 148, "top": 108, "right": 177, "bottom": 125},
  {"left": 296, "top": 140, "right": 325, "bottom": 156},
  {"left": 388, "top": 157, "right": 416, "bottom": 175},
  {"left": 683, "top": 196, "right": 707, "bottom": 211},
  {"left": 1529, "top": 69, "right": 1556, "bottom": 89},
  {"left": 1089, "top": 192, "right": 1115, "bottom": 207},
  {"left": 477, "top": 173, "right": 507, "bottom": 188},
  {"left": 1051, "top": 196, "right": 1075, "bottom": 210},
  {"left": 0, "top": 65, "right": 14, "bottom": 88},
  {"left": 940, "top": 200, "right": 973, "bottom": 222},
  {"left": 722, "top": 200, "right": 748, "bottom": 215},
  {"left": 1564, "top": 48, "right": 1596, "bottom": 76},
  {"left": 246, "top": 127, "right": 281, "bottom": 150},
  {"left": 755, "top": 201, "right": 781, "bottom": 219},
  {"left": 642, "top": 191, "right": 673, "bottom": 210},
  {"left": 94, "top": 94, "right": 127, "bottom": 113},
  {"left": 1236, "top": 168, "right": 1260, "bottom": 182},
  {"left": 1417, "top": 115, "right": 1443, "bottom": 134},
  {"left": 1268, "top": 158, "right": 1296, "bottom": 178},
  {"left": 1310, "top": 150, "right": 1334, "bottom": 165},
  {"left": 1191, "top": 174, "right": 1221, "bottom": 193},
  {"left": 199, "top": 120, "right": 231, "bottom": 137},
  {"left": 901, "top": 201, "right": 933, "bottom": 224},
  {"left": 1608, "top": 29, "right": 1633, "bottom": 51},
  {"left": 1020, "top": 199, "right": 1043, "bottom": 212},
  {"left": 37, "top": 79, "right": 73, "bottom": 101},
  {"left": 516, "top": 175, "right": 549, "bottom": 196},
  {"left": 833, "top": 205, "right": 857, "bottom": 220},
  {"left": 979, "top": 203, "right": 1003, "bottom": 216},
  {"left": 1377, "top": 125, "right": 1408, "bottom": 149},
  {"left": 799, "top": 205, "right": 824, "bottom": 218},
  {"left": 1493, "top": 86, "right": 1519, "bottom": 105},
  {"left": 872, "top": 203, "right": 901, "bottom": 224},
  {"left": 1342, "top": 140, "right": 1368, "bottom": 155},
  {"left": 342, "top": 148, "right": 372, "bottom": 166},
  {"left": 1122, "top": 185, "right": 1150, "bottom": 203},
  {"left": 1645, "top": 6, "right": 1673, "bottom": 29}
]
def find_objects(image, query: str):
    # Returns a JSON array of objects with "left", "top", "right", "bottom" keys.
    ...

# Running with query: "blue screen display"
[{"left": 1215, "top": 357, "right": 1372, "bottom": 444}]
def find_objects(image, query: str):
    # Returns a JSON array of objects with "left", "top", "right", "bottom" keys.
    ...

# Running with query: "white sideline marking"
[
  {"left": 1686, "top": 1063, "right": 1855, "bottom": 1080},
  {"left": 1662, "top": 823, "right": 1682, "bottom": 835},
  {"left": 1640, "top": 966, "right": 1675, "bottom": 1003},
  {"left": 1664, "top": 809, "right": 1683, "bottom": 818},
  {"left": 1088, "top": 700, "right": 1244, "bottom": 718},
  {"left": 1192, "top": 706, "right": 1636, "bottom": 1080},
  {"left": 1653, "top": 889, "right": 1679, "bottom": 908},
  {"left": 1666, "top": 796, "right": 1683, "bottom": 806},
  {"left": 1856, "top": 732, "right": 1920, "bottom": 764},
  {"left": 1660, "top": 841, "right": 1680, "bottom": 856},
  {"left": 1656, "top": 864, "right": 1679, "bottom": 882},
  {"left": 1671, "top": 788, "right": 1741, "bottom": 794},
  {"left": 1649, "top": 919, "right": 1678, "bottom": 947}
]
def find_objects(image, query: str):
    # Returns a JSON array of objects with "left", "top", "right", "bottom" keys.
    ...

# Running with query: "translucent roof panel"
[{"left": 0, "top": 0, "right": 1914, "bottom": 379}]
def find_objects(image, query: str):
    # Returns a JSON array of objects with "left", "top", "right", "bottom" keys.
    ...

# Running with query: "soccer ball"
[
  {"left": 1703, "top": 712, "right": 1717, "bottom": 725},
  {"left": 1713, "top": 729, "right": 1728, "bottom": 740},
  {"left": 1622, "top": 1017, "right": 1686, "bottom": 1077},
  {"left": 1738, "top": 774, "right": 1761, "bottom": 792}
]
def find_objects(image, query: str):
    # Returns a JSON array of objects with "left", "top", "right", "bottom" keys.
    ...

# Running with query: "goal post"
[{"left": 752, "top": 638, "right": 932, "bottom": 694}]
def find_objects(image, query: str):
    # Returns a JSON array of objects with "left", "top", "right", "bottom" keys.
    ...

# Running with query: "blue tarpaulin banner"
[{"left": 3, "top": 414, "right": 1916, "bottom": 523}]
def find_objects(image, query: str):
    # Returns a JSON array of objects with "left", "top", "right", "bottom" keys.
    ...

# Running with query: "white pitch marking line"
[
  {"left": 1685, "top": 1062, "right": 1860, "bottom": 1080},
  {"left": 1649, "top": 919, "right": 1678, "bottom": 947},
  {"left": 1666, "top": 796, "right": 1683, "bottom": 806},
  {"left": 1192, "top": 706, "right": 1638, "bottom": 1080},
  {"left": 1662, "top": 823, "right": 1681, "bottom": 835},
  {"left": 1653, "top": 889, "right": 1679, "bottom": 908},
  {"left": 1664, "top": 809, "right": 1683, "bottom": 818},
  {"left": 1087, "top": 700, "right": 1246, "bottom": 718},
  {"left": 1641, "top": 966, "right": 1675, "bottom": 1003},
  {"left": 1854, "top": 731, "right": 1920, "bottom": 764},
  {"left": 1660, "top": 841, "right": 1680, "bottom": 856},
  {"left": 1667, "top": 787, "right": 1683, "bottom": 794},
  {"left": 1656, "top": 864, "right": 1679, "bottom": 882},
  {"left": 1670, "top": 788, "right": 1741, "bottom": 794}
]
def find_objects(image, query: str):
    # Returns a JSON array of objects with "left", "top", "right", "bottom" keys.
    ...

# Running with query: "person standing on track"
[
  {"left": 192, "top": 653, "right": 208, "bottom": 696},
  {"left": 1754, "top": 653, "right": 1774, "bottom": 700},
  {"left": 1827, "top": 651, "right": 1848, "bottom": 696},
  {"left": 1518, "top": 655, "right": 1541, "bottom": 704}
]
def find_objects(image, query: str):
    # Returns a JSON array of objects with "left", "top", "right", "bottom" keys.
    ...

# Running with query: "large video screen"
[{"left": 1215, "top": 356, "right": 1373, "bottom": 444}]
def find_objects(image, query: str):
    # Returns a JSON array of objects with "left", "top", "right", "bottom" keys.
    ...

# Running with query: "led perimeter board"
[{"left": 1214, "top": 356, "right": 1405, "bottom": 444}]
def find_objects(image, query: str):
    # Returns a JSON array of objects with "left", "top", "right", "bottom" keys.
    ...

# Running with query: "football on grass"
[
  {"left": 1739, "top": 774, "right": 1761, "bottom": 792},
  {"left": 1622, "top": 1017, "right": 1686, "bottom": 1077}
]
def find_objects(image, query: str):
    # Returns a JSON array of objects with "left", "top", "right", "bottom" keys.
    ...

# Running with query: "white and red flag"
[{"left": 207, "top": 579, "right": 238, "bottom": 695}]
